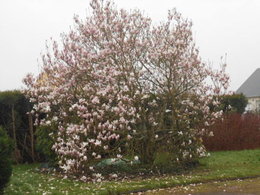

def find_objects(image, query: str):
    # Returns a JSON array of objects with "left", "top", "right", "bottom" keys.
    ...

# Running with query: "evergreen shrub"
[{"left": 0, "top": 126, "right": 13, "bottom": 194}]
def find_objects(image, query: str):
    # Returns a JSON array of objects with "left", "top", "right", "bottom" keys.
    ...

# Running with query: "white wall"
[{"left": 246, "top": 97, "right": 260, "bottom": 112}]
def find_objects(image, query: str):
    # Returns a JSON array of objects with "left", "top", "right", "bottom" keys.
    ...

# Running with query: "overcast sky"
[{"left": 0, "top": 0, "right": 260, "bottom": 91}]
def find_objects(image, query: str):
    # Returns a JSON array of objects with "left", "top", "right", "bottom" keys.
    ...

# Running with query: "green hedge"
[
  {"left": 0, "top": 90, "right": 33, "bottom": 163},
  {"left": 0, "top": 126, "right": 13, "bottom": 194}
]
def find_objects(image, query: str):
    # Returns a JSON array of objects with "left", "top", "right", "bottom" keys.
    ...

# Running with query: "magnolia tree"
[{"left": 23, "top": 0, "right": 229, "bottom": 180}]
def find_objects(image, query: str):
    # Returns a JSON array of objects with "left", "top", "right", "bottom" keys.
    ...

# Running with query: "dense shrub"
[
  {"left": 0, "top": 127, "right": 13, "bottom": 194},
  {"left": 0, "top": 90, "right": 34, "bottom": 163},
  {"left": 203, "top": 113, "right": 260, "bottom": 151},
  {"left": 35, "top": 125, "right": 57, "bottom": 165},
  {"left": 220, "top": 93, "right": 248, "bottom": 114}
]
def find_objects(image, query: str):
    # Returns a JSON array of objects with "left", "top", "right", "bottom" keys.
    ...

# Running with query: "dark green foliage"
[
  {"left": 220, "top": 93, "right": 248, "bottom": 114},
  {"left": 0, "top": 127, "right": 13, "bottom": 194},
  {"left": 35, "top": 126, "right": 57, "bottom": 166},
  {"left": 0, "top": 90, "right": 33, "bottom": 162}
]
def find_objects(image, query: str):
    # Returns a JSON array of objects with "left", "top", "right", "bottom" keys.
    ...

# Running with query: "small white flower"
[
  {"left": 178, "top": 131, "right": 183, "bottom": 135},
  {"left": 46, "top": 120, "right": 51, "bottom": 125},
  {"left": 52, "top": 116, "right": 58, "bottom": 121},
  {"left": 134, "top": 156, "right": 139, "bottom": 161},
  {"left": 141, "top": 94, "right": 149, "bottom": 99},
  {"left": 81, "top": 176, "right": 87, "bottom": 181},
  {"left": 94, "top": 140, "right": 101, "bottom": 146},
  {"left": 153, "top": 122, "right": 158, "bottom": 126}
]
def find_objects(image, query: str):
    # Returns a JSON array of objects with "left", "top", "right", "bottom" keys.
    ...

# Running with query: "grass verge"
[{"left": 4, "top": 149, "right": 260, "bottom": 195}]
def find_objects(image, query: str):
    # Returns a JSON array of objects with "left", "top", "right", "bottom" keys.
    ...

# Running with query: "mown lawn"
[{"left": 4, "top": 149, "right": 260, "bottom": 195}]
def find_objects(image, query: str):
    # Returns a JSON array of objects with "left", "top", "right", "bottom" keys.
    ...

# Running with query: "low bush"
[
  {"left": 203, "top": 113, "right": 260, "bottom": 151},
  {"left": 0, "top": 126, "right": 13, "bottom": 194}
]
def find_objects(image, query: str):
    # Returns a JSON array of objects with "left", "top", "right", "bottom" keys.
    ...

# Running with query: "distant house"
[{"left": 236, "top": 68, "right": 260, "bottom": 112}]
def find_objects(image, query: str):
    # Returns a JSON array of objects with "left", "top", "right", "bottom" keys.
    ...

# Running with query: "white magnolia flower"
[
  {"left": 81, "top": 176, "right": 87, "bottom": 181},
  {"left": 178, "top": 131, "right": 183, "bottom": 135},
  {"left": 110, "top": 173, "right": 118, "bottom": 178},
  {"left": 153, "top": 122, "right": 158, "bottom": 126},
  {"left": 141, "top": 94, "right": 149, "bottom": 99}
]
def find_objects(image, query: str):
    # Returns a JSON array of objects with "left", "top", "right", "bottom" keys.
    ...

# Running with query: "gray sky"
[{"left": 0, "top": 0, "right": 260, "bottom": 91}]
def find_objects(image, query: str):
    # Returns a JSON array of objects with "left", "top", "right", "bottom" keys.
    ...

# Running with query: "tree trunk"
[
  {"left": 11, "top": 104, "right": 20, "bottom": 163},
  {"left": 29, "top": 113, "right": 35, "bottom": 162},
  {"left": 11, "top": 104, "right": 16, "bottom": 147}
]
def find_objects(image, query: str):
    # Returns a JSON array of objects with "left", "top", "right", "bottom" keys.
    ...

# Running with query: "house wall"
[{"left": 246, "top": 97, "right": 260, "bottom": 112}]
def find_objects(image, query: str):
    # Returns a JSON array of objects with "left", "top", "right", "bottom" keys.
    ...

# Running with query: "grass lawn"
[{"left": 4, "top": 149, "right": 260, "bottom": 195}]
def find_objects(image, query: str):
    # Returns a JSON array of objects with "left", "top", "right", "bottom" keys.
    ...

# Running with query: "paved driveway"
[{"left": 139, "top": 177, "right": 260, "bottom": 195}]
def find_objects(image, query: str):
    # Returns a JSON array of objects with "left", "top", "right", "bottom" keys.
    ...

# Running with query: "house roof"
[{"left": 236, "top": 68, "right": 260, "bottom": 97}]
